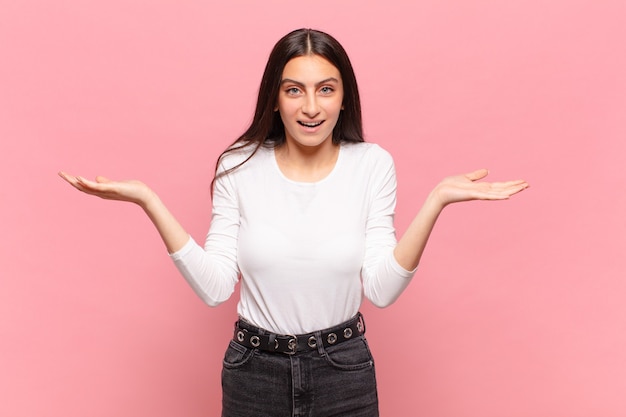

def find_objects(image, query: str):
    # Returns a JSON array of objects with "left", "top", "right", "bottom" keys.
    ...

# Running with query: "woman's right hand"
[
  {"left": 59, "top": 171, "right": 190, "bottom": 252},
  {"left": 58, "top": 172, "right": 155, "bottom": 208}
]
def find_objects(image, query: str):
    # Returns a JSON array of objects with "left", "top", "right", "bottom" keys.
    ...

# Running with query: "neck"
[{"left": 275, "top": 139, "right": 340, "bottom": 182}]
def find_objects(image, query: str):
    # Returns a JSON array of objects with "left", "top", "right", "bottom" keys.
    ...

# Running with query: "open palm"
[
  {"left": 58, "top": 172, "right": 154, "bottom": 207},
  {"left": 433, "top": 169, "right": 528, "bottom": 207}
]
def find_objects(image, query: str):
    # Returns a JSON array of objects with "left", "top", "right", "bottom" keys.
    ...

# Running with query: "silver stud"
[
  {"left": 357, "top": 322, "right": 364, "bottom": 333},
  {"left": 308, "top": 336, "right": 317, "bottom": 348},
  {"left": 237, "top": 331, "right": 245, "bottom": 342},
  {"left": 287, "top": 338, "right": 297, "bottom": 353},
  {"left": 344, "top": 328, "right": 353, "bottom": 339},
  {"left": 327, "top": 333, "right": 337, "bottom": 344},
  {"left": 250, "top": 335, "right": 260, "bottom": 347}
]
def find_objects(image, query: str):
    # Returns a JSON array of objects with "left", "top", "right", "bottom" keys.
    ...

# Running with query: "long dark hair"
[{"left": 212, "top": 28, "right": 364, "bottom": 191}]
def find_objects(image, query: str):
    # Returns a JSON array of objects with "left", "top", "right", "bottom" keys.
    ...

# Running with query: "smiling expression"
[{"left": 276, "top": 55, "right": 344, "bottom": 150}]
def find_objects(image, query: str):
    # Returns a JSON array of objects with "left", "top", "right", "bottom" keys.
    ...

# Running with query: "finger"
[
  {"left": 497, "top": 181, "right": 529, "bottom": 194},
  {"left": 75, "top": 176, "right": 110, "bottom": 192},
  {"left": 58, "top": 171, "right": 77, "bottom": 184},
  {"left": 96, "top": 175, "right": 112, "bottom": 184},
  {"left": 59, "top": 171, "right": 85, "bottom": 190},
  {"left": 507, "top": 182, "right": 530, "bottom": 196},
  {"left": 465, "top": 169, "right": 489, "bottom": 182},
  {"left": 75, "top": 175, "right": 90, "bottom": 186},
  {"left": 481, "top": 179, "right": 528, "bottom": 192},
  {"left": 498, "top": 179, "right": 528, "bottom": 187},
  {"left": 487, "top": 183, "right": 529, "bottom": 199},
  {"left": 58, "top": 171, "right": 70, "bottom": 183},
  {"left": 73, "top": 178, "right": 115, "bottom": 198}
]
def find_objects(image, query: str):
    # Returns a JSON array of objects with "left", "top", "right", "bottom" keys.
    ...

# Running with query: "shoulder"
[
  {"left": 341, "top": 142, "right": 395, "bottom": 170},
  {"left": 216, "top": 141, "right": 271, "bottom": 174},
  {"left": 339, "top": 142, "right": 397, "bottom": 193}
]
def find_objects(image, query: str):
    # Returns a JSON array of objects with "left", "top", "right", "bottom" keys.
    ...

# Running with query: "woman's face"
[{"left": 276, "top": 54, "right": 344, "bottom": 149}]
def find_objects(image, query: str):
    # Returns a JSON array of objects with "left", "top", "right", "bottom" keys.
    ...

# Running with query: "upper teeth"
[{"left": 300, "top": 121, "right": 322, "bottom": 127}]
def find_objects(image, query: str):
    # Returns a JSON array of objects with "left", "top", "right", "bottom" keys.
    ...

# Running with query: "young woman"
[{"left": 59, "top": 29, "right": 528, "bottom": 417}]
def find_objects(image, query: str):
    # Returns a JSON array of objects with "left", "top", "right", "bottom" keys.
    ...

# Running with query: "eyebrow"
[{"left": 280, "top": 77, "right": 340, "bottom": 87}]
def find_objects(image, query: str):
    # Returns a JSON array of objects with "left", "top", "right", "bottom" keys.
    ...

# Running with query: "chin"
[{"left": 288, "top": 133, "right": 334, "bottom": 149}]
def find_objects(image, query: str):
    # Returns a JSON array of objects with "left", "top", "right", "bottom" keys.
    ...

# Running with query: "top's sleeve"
[
  {"left": 361, "top": 148, "right": 416, "bottom": 307},
  {"left": 168, "top": 161, "right": 241, "bottom": 307}
]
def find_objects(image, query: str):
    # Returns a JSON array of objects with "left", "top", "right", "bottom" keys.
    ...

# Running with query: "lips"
[{"left": 298, "top": 120, "right": 324, "bottom": 128}]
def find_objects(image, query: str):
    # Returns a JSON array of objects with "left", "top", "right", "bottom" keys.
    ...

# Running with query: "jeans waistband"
[{"left": 233, "top": 312, "right": 366, "bottom": 355}]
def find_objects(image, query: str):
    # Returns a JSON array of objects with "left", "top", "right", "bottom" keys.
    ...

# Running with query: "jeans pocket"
[
  {"left": 323, "top": 337, "right": 375, "bottom": 371},
  {"left": 222, "top": 340, "right": 256, "bottom": 369}
]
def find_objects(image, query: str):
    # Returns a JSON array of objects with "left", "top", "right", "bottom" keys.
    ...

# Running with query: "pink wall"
[{"left": 2, "top": 1, "right": 625, "bottom": 416}]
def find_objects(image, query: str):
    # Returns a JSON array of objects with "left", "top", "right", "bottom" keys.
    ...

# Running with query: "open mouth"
[{"left": 298, "top": 121, "right": 324, "bottom": 128}]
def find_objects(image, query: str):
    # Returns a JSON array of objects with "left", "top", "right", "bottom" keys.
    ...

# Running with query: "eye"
[
  {"left": 319, "top": 86, "right": 334, "bottom": 95},
  {"left": 285, "top": 87, "right": 302, "bottom": 96}
]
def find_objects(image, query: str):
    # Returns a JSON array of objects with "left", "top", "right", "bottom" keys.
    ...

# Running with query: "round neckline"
[{"left": 271, "top": 144, "right": 344, "bottom": 186}]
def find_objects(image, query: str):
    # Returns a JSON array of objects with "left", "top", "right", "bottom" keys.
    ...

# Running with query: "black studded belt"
[{"left": 233, "top": 312, "right": 366, "bottom": 355}]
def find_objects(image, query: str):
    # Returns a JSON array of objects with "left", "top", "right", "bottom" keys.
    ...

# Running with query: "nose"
[{"left": 301, "top": 93, "right": 320, "bottom": 117}]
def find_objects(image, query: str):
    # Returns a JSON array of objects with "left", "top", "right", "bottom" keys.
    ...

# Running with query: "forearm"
[
  {"left": 140, "top": 192, "right": 190, "bottom": 254},
  {"left": 393, "top": 191, "right": 445, "bottom": 271},
  {"left": 59, "top": 171, "right": 192, "bottom": 254},
  {"left": 393, "top": 169, "right": 528, "bottom": 271}
]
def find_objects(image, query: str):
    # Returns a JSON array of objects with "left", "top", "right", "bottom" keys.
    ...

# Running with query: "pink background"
[{"left": 2, "top": 1, "right": 625, "bottom": 416}]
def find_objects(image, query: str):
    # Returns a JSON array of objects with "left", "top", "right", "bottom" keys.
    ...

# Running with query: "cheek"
[
  {"left": 277, "top": 98, "right": 296, "bottom": 116},
  {"left": 331, "top": 102, "right": 344, "bottom": 119}
]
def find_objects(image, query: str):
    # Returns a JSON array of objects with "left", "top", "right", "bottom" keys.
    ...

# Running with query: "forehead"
[{"left": 281, "top": 55, "right": 341, "bottom": 82}]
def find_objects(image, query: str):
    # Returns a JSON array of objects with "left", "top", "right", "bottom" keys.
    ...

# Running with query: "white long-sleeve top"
[{"left": 170, "top": 141, "right": 416, "bottom": 335}]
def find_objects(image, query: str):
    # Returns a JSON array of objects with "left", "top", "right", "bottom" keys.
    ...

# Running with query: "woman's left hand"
[
  {"left": 394, "top": 169, "right": 529, "bottom": 271},
  {"left": 432, "top": 169, "right": 529, "bottom": 207}
]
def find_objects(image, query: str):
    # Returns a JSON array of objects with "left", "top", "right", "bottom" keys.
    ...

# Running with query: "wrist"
[
  {"left": 138, "top": 188, "right": 160, "bottom": 211},
  {"left": 426, "top": 186, "right": 448, "bottom": 212}
]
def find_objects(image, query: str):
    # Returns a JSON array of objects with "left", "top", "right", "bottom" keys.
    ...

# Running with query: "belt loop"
[
  {"left": 357, "top": 312, "right": 366, "bottom": 335},
  {"left": 314, "top": 330, "right": 324, "bottom": 355},
  {"left": 268, "top": 334, "right": 277, "bottom": 352}
]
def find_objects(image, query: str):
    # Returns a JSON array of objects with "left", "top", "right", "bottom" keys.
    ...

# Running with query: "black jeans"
[{"left": 221, "top": 317, "right": 379, "bottom": 417}]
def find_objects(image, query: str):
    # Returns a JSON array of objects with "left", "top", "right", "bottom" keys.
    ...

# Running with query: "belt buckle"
[{"left": 285, "top": 334, "right": 297, "bottom": 355}]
